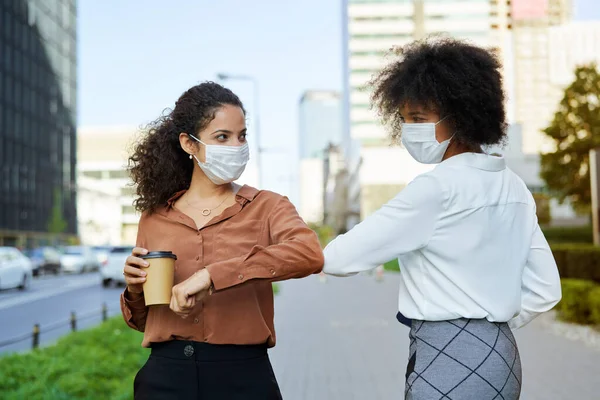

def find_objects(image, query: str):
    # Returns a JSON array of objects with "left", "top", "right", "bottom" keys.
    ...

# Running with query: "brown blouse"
[{"left": 120, "top": 185, "right": 324, "bottom": 348}]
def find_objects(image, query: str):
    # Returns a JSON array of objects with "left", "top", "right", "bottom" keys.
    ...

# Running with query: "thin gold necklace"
[{"left": 185, "top": 193, "right": 230, "bottom": 216}]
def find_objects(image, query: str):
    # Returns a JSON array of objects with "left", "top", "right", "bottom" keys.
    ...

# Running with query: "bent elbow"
[
  {"left": 306, "top": 246, "right": 324, "bottom": 275},
  {"left": 322, "top": 260, "right": 357, "bottom": 277},
  {"left": 549, "top": 285, "right": 562, "bottom": 310}
]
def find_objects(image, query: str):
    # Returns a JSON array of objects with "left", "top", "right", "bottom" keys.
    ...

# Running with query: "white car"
[
  {"left": 60, "top": 246, "right": 100, "bottom": 274},
  {"left": 92, "top": 246, "right": 112, "bottom": 268},
  {"left": 101, "top": 246, "right": 135, "bottom": 287},
  {"left": 0, "top": 247, "right": 33, "bottom": 290}
]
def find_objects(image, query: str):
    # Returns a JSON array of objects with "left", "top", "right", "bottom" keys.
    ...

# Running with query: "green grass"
[
  {"left": 0, "top": 316, "right": 148, "bottom": 400},
  {"left": 383, "top": 259, "right": 400, "bottom": 272}
]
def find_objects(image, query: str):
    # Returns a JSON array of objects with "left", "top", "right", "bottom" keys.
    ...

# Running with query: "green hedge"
[
  {"left": 0, "top": 317, "right": 147, "bottom": 399},
  {"left": 556, "top": 279, "right": 600, "bottom": 325},
  {"left": 590, "top": 286, "right": 600, "bottom": 324},
  {"left": 383, "top": 259, "right": 400, "bottom": 272},
  {"left": 550, "top": 243, "right": 600, "bottom": 283},
  {"left": 542, "top": 225, "right": 593, "bottom": 244}
]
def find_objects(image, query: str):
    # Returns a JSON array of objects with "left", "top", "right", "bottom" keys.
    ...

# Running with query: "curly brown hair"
[
  {"left": 128, "top": 82, "right": 245, "bottom": 213},
  {"left": 370, "top": 36, "right": 507, "bottom": 148}
]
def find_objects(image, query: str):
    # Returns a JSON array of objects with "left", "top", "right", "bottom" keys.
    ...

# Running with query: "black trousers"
[{"left": 134, "top": 340, "right": 283, "bottom": 400}]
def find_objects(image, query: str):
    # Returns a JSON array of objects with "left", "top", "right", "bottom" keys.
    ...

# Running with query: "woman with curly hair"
[
  {"left": 120, "top": 82, "right": 323, "bottom": 399},
  {"left": 323, "top": 37, "right": 561, "bottom": 399}
]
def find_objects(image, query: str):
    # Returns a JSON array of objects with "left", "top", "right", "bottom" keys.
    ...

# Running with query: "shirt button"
[
  {"left": 238, "top": 274, "right": 244, "bottom": 280},
  {"left": 270, "top": 269, "right": 276, "bottom": 275},
  {"left": 193, "top": 318, "right": 199, "bottom": 324}
]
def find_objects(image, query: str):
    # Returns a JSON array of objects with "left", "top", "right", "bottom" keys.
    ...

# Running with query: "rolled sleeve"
[
  {"left": 206, "top": 196, "right": 324, "bottom": 291},
  {"left": 120, "top": 213, "right": 150, "bottom": 332},
  {"left": 120, "top": 289, "right": 148, "bottom": 331},
  {"left": 509, "top": 221, "right": 562, "bottom": 330}
]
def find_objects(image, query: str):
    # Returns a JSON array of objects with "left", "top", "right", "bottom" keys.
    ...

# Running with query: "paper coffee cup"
[{"left": 141, "top": 251, "right": 177, "bottom": 306}]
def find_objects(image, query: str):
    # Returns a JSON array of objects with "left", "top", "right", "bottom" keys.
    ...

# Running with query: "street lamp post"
[{"left": 216, "top": 73, "right": 262, "bottom": 188}]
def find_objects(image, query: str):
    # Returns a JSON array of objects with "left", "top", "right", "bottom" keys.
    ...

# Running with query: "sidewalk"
[{"left": 269, "top": 273, "right": 599, "bottom": 400}]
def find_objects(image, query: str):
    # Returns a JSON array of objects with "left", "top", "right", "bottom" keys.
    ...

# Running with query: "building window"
[
  {"left": 109, "top": 170, "right": 129, "bottom": 180},
  {"left": 351, "top": 68, "right": 376, "bottom": 74},
  {"left": 82, "top": 171, "right": 103, "bottom": 179},
  {"left": 352, "top": 16, "right": 408, "bottom": 22},
  {"left": 350, "top": 0, "right": 411, "bottom": 3},
  {"left": 351, "top": 121, "right": 376, "bottom": 126},
  {"left": 122, "top": 205, "right": 136, "bottom": 215},
  {"left": 352, "top": 50, "right": 387, "bottom": 57},
  {"left": 121, "top": 186, "right": 137, "bottom": 197}
]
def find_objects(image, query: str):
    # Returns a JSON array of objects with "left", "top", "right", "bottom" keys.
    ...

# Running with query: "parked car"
[
  {"left": 92, "top": 246, "right": 112, "bottom": 268},
  {"left": 60, "top": 246, "right": 100, "bottom": 274},
  {"left": 101, "top": 246, "right": 134, "bottom": 287},
  {"left": 0, "top": 247, "right": 33, "bottom": 290},
  {"left": 24, "top": 247, "right": 61, "bottom": 276}
]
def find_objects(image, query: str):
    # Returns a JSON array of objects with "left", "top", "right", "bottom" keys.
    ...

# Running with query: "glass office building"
[{"left": 0, "top": 0, "right": 77, "bottom": 246}]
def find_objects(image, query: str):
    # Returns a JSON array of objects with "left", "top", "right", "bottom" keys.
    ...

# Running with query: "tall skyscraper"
[
  {"left": 510, "top": 0, "right": 573, "bottom": 153},
  {"left": 0, "top": 1, "right": 78, "bottom": 246},
  {"left": 299, "top": 91, "right": 343, "bottom": 159},
  {"left": 548, "top": 21, "right": 600, "bottom": 87},
  {"left": 298, "top": 91, "right": 342, "bottom": 223}
]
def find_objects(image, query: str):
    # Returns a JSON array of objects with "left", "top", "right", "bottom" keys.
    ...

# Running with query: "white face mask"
[
  {"left": 189, "top": 134, "right": 250, "bottom": 185},
  {"left": 401, "top": 117, "right": 453, "bottom": 164}
]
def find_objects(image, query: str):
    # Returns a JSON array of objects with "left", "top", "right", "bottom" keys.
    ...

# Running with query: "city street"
[
  {"left": 270, "top": 273, "right": 600, "bottom": 400},
  {"left": 0, "top": 273, "right": 123, "bottom": 355}
]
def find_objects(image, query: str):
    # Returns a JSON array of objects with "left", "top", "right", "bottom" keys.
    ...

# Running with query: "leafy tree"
[
  {"left": 47, "top": 188, "right": 68, "bottom": 234},
  {"left": 540, "top": 64, "right": 600, "bottom": 215}
]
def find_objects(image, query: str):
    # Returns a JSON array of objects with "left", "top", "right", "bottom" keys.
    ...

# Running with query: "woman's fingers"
[
  {"left": 170, "top": 283, "right": 196, "bottom": 318},
  {"left": 125, "top": 276, "right": 146, "bottom": 285},
  {"left": 173, "top": 287, "right": 191, "bottom": 312},
  {"left": 125, "top": 255, "right": 149, "bottom": 269},
  {"left": 124, "top": 265, "right": 146, "bottom": 277},
  {"left": 132, "top": 247, "right": 149, "bottom": 257}
]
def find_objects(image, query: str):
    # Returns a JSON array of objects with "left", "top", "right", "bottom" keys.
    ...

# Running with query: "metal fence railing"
[{"left": 0, "top": 303, "right": 117, "bottom": 350}]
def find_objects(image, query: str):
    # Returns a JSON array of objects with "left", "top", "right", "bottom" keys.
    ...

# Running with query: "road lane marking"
[{"left": 0, "top": 277, "right": 102, "bottom": 311}]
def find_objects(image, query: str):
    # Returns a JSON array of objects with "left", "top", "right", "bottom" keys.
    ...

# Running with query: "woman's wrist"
[
  {"left": 126, "top": 286, "right": 144, "bottom": 300},
  {"left": 191, "top": 269, "right": 213, "bottom": 295}
]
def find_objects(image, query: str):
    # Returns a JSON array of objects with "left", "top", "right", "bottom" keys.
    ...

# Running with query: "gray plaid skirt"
[{"left": 405, "top": 317, "right": 522, "bottom": 400}]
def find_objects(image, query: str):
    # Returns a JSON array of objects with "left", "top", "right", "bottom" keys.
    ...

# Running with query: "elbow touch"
[
  {"left": 551, "top": 286, "right": 563, "bottom": 310},
  {"left": 306, "top": 249, "right": 324, "bottom": 275},
  {"left": 315, "top": 249, "right": 325, "bottom": 273}
]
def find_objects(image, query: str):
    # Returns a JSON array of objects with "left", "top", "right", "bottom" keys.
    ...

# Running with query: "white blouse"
[{"left": 323, "top": 153, "right": 562, "bottom": 329}]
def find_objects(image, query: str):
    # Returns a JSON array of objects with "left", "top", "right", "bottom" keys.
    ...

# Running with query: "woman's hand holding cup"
[{"left": 123, "top": 247, "right": 150, "bottom": 297}]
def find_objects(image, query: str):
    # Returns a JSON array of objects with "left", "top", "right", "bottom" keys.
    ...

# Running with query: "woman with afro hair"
[
  {"left": 323, "top": 37, "right": 561, "bottom": 399},
  {"left": 120, "top": 82, "right": 323, "bottom": 399}
]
